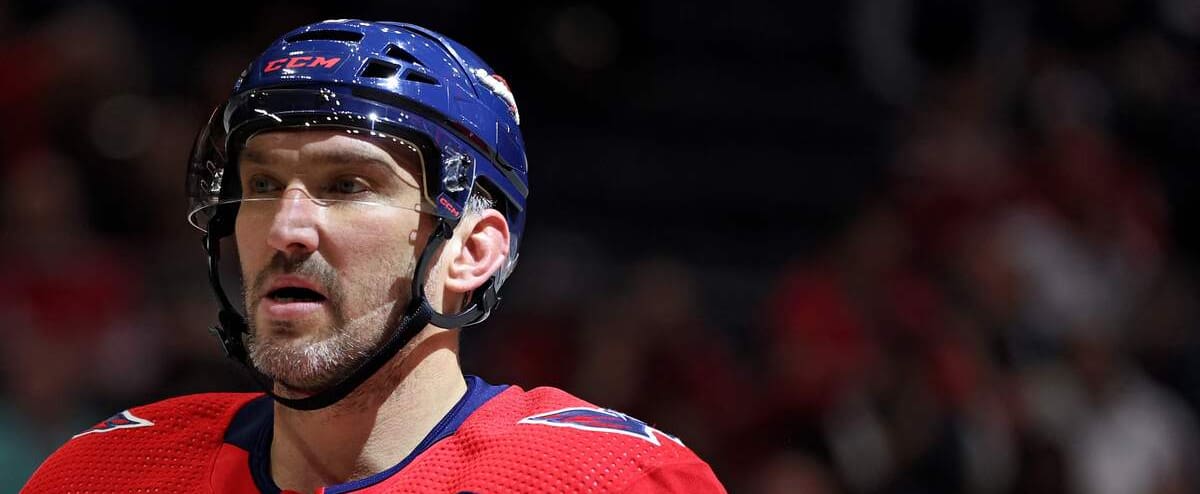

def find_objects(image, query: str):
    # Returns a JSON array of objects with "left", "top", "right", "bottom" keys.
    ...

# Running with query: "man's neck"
[{"left": 268, "top": 329, "right": 467, "bottom": 493}]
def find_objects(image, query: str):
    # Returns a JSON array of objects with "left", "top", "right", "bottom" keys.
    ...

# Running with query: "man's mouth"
[
  {"left": 258, "top": 275, "right": 332, "bottom": 320},
  {"left": 266, "top": 286, "right": 328, "bottom": 303}
]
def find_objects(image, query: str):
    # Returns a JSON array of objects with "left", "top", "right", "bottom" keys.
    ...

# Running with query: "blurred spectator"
[
  {"left": 573, "top": 259, "right": 753, "bottom": 464},
  {"left": 1021, "top": 332, "right": 1200, "bottom": 494}
]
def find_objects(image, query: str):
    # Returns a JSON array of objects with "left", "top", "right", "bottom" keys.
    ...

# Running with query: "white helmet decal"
[{"left": 472, "top": 68, "right": 520, "bottom": 125}]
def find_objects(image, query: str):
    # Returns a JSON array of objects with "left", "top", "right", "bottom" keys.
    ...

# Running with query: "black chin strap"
[{"left": 202, "top": 217, "right": 500, "bottom": 411}]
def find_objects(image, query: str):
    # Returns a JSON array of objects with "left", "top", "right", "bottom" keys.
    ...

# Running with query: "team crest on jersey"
[
  {"left": 518, "top": 407, "right": 683, "bottom": 446},
  {"left": 73, "top": 410, "right": 154, "bottom": 439}
]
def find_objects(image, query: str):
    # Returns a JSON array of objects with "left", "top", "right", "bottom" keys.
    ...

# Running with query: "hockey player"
[{"left": 23, "top": 20, "right": 725, "bottom": 493}]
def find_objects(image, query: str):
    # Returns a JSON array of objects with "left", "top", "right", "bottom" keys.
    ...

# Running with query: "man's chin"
[
  {"left": 248, "top": 343, "right": 366, "bottom": 397},
  {"left": 245, "top": 318, "right": 376, "bottom": 399}
]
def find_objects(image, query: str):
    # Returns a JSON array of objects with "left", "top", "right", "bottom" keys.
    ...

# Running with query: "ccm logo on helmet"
[
  {"left": 263, "top": 56, "right": 343, "bottom": 73},
  {"left": 437, "top": 194, "right": 461, "bottom": 218}
]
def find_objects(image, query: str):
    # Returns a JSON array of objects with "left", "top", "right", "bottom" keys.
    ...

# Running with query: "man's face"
[{"left": 233, "top": 129, "right": 429, "bottom": 394}]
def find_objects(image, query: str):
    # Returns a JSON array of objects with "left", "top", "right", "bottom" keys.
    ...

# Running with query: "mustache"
[{"left": 249, "top": 252, "right": 341, "bottom": 305}]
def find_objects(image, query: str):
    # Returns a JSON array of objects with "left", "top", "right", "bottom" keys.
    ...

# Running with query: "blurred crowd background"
[{"left": 3, "top": 1, "right": 1200, "bottom": 493}]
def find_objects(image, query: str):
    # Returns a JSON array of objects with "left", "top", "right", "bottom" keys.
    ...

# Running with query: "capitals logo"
[
  {"left": 73, "top": 410, "right": 154, "bottom": 439},
  {"left": 518, "top": 407, "right": 683, "bottom": 446}
]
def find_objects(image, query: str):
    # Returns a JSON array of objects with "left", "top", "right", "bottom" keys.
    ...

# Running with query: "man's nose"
[{"left": 266, "top": 188, "right": 321, "bottom": 255}]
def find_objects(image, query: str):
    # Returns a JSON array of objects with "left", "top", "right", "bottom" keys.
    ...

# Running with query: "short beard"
[
  {"left": 243, "top": 252, "right": 399, "bottom": 395},
  {"left": 246, "top": 319, "right": 376, "bottom": 394}
]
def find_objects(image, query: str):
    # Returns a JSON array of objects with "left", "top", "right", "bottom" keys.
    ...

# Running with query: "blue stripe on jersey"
[
  {"left": 325, "top": 376, "right": 508, "bottom": 493},
  {"left": 223, "top": 394, "right": 277, "bottom": 493},
  {"left": 223, "top": 376, "right": 507, "bottom": 494},
  {"left": 225, "top": 395, "right": 272, "bottom": 450}
]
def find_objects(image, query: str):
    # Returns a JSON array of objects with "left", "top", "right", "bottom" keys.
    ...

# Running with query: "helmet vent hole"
[
  {"left": 361, "top": 60, "right": 400, "bottom": 78},
  {"left": 385, "top": 45, "right": 424, "bottom": 67},
  {"left": 403, "top": 71, "right": 440, "bottom": 85},
  {"left": 285, "top": 30, "right": 365, "bottom": 43}
]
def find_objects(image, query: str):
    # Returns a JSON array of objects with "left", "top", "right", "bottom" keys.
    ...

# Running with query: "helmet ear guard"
[{"left": 185, "top": 20, "right": 527, "bottom": 411}]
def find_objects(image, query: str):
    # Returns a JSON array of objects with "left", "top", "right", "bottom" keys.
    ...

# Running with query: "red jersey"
[{"left": 22, "top": 377, "right": 725, "bottom": 493}]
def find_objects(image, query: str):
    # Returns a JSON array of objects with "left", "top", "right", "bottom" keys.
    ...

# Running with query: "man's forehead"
[{"left": 241, "top": 129, "right": 423, "bottom": 174}]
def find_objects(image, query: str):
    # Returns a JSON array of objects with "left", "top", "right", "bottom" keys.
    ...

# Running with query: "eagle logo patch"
[
  {"left": 73, "top": 410, "right": 155, "bottom": 439},
  {"left": 518, "top": 407, "right": 683, "bottom": 446}
]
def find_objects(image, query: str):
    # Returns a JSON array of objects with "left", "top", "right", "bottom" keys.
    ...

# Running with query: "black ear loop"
[{"left": 203, "top": 216, "right": 500, "bottom": 411}]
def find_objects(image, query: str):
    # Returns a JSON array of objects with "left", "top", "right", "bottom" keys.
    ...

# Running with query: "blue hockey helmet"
[
  {"left": 188, "top": 19, "right": 528, "bottom": 285},
  {"left": 185, "top": 20, "right": 529, "bottom": 410}
]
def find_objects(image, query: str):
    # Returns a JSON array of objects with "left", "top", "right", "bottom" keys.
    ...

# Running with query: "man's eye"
[
  {"left": 248, "top": 176, "right": 280, "bottom": 194},
  {"left": 332, "top": 177, "right": 369, "bottom": 195}
]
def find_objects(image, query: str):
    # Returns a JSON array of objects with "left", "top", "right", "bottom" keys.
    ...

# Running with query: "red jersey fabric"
[{"left": 22, "top": 377, "right": 725, "bottom": 493}]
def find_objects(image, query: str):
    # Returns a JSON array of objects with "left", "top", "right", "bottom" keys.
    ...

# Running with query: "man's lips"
[
  {"left": 259, "top": 297, "right": 327, "bottom": 320},
  {"left": 258, "top": 275, "right": 329, "bottom": 320},
  {"left": 264, "top": 275, "right": 328, "bottom": 300}
]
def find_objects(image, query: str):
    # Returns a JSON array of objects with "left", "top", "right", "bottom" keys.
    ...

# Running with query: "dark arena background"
[{"left": 4, "top": 1, "right": 1200, "bottom": 492}]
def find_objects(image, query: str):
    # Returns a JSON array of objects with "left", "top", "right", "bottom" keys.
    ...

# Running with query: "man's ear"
[{"left": 444, "top": 209, "right": 510, "bottom": 294}]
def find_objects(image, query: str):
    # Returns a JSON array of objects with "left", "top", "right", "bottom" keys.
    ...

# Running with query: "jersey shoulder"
[
  {"left": 22, "top": 392, "right": 261, "bottom": 494},
  {"left": 396, "top": 385, "right": 726, "bottom": 493}
]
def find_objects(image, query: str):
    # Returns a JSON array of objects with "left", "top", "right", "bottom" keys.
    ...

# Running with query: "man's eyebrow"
[
  {"left": 240, "top": 147, "right": 270, "bottom": 165},
  {"left": 240, "top": 146, "right": 423, "bottom": 189},
  {"left": 322, "top": 147, "right": 408, "bottom": 167},
  {"left": 241, "top": 147, "right": 415, "bottom": 171}
]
